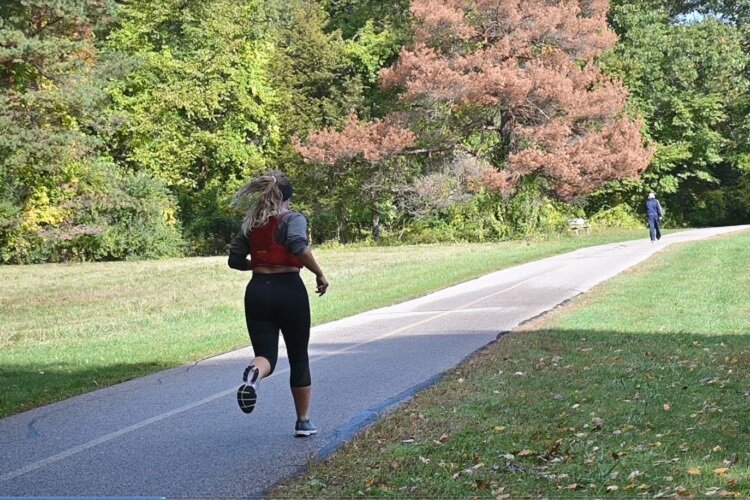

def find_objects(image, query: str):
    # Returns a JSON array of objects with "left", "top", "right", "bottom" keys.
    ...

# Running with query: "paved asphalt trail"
[{"left": 1, "top": 226, "right": 748, "bottom": 498}]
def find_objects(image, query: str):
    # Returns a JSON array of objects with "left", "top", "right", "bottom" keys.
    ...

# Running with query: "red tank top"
[{"left": 249, "top": 213, "right": 303, "bottom": 269}]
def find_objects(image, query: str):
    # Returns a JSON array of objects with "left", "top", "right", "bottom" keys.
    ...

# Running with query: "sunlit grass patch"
[
  {"left": 271, "top": 230, "right": 750, "bottom": 498},
  {"left": 0, "top": 229, "right": 656, "bottom": 417}
]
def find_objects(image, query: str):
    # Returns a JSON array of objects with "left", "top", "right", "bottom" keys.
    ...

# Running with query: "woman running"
[{"left": 228, "top": 171, "right": 328, "bottom": 437}]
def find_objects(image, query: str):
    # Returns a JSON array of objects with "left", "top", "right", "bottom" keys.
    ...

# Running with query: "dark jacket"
[{"left": 646, "top": 198, "right": 663, "bottom": 219}]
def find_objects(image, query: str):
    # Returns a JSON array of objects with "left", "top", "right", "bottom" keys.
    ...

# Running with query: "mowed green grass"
[
  {"left": 272, "top": 230, "right": 750, "bottom": 498},
  {"left": 1, "top": 229, "right": 648, "bottom": 417}
]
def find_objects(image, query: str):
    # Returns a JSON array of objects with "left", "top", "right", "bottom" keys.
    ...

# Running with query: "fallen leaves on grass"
[
  {"left": 628, "top": 470, "right": 643, "bottom": 481},
  {"left": 719, "top": 491, "right": 740, "bottom": 497},
  {"left": 474, "top": 478, "right": 490, "bottom": 490},
  {"left": 451, "top": 462, "right": 485, "bottom": 480},
  {"left": 688, "top": 467, "right": 701, "bottom": 475},
  {"left": 432, "top": 432, "right": 450, "bottom": 445}
]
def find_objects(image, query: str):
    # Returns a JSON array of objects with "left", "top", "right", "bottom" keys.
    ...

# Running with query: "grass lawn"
[
  {"left": 271, "top": 230, "right": 750, "bottom": 498},
  {"left": 0, "top": 229, "right": 656, "bottom": 418}
]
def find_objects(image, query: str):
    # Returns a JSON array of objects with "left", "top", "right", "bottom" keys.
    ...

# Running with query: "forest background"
[{"left": 1, "top": 0, "right": 749, "bottom": 264}]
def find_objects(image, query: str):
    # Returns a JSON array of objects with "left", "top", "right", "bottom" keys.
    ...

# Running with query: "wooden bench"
[{"left": 568, "top": 218, "right": 590, "bottom": 236}]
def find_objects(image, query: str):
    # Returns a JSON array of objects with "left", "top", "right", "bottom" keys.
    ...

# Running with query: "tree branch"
[{"left": 397, "top": 144, "right": 464, "bottom": 156}]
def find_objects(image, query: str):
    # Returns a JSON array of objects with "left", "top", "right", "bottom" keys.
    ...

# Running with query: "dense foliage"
[
  {"left": 298, "top": 1, "right": 653, "bottom": 200},
  {"left": 591, "top": 0, "right": 750, "bottom": 227},
  {"left": 1, "top": 0, "right": 748, "bottom": 263},
  {"left": 0, "top": 0, "right": 182, "bottom": 262}
]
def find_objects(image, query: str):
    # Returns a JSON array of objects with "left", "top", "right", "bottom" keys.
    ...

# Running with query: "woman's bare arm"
[{"left": 296, "top": 248, "right": 329, "bottom": 295}]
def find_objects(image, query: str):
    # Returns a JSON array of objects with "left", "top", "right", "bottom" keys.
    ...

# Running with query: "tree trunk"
[
  {"left": 337, "top": 218, "right": 349, "bottom": 244},
  {"left": 372, "top": 207, "right": 381, "bottom": 242},
  {"left": 500, "top": 109, "right": 516, "bottom": 154}
]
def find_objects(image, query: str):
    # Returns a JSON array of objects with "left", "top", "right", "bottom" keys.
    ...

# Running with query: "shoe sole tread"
[{"left": 237, "top": 384, "right": 257, "bottom": 414}]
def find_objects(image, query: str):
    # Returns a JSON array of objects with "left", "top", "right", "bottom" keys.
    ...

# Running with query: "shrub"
[
  {"left": 502, "top": 179, "right": 575, "bottom": 238},
  {"left": 179, "top": 187, "right": 242, "bottom": 256},
  {"left": 87, "top": 171, "right": 185, "bottom": 260},
  {"left": 1, "top": 170, "right": 184, "bottom": 264},
  {"left": 589, "top": 203, "right": 643, "bottom": 229}
]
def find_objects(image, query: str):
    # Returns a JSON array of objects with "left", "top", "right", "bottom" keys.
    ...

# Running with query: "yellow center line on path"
[{"left": 308, "top": 272, "right": 544, "bottom": 361}]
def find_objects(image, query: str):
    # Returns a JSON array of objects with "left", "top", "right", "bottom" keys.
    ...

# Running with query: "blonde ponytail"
[{"left": 233, "top": 171, "right": 291, "bottom": 236}]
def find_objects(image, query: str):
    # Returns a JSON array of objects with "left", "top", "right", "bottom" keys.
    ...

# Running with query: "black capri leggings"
[{"left": 244, "top": 272, "right": 311, "bottom": 387}]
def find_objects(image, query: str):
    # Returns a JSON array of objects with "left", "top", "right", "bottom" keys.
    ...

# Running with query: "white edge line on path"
[
  {"left": 0, "top": 390, "right": 234, "bottom": 483},
  {"left": 25, "top": 226, "right": 745, "bottom": 481},
  {"left": 1, "top": 273, "right": 543, "bottom": 483}
]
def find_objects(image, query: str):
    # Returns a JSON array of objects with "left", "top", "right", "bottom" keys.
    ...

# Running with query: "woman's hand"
[
  {"left": 315, "top": 274, "right": 329, "bottom": 296},
  {"left": 296, "top": 248, "right": 328, "bottom": 296}
]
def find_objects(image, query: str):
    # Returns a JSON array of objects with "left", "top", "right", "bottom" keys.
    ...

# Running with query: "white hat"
[{"left": 648, "top": 192, "right": 656, "bottom": 199}]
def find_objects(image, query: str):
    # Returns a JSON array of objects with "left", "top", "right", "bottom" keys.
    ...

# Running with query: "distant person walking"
[
  {"left": 228, "top": 171, "right": 329, "bottom": 437},
  {"left": 646, "top": 192, "right": 663, "bottom": 242}
]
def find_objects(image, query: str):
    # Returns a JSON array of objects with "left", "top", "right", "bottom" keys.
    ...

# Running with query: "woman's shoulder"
[
  {"left": 280, "top": 210, "right": 307, "bottom": 222},
  {"left": 280, "top": 210, "right": 307, "bottom": 234}
]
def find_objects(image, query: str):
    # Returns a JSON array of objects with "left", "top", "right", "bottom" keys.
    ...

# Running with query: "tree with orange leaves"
[{"left": 296, "top": 0, "right": 653, "bottom": 202}]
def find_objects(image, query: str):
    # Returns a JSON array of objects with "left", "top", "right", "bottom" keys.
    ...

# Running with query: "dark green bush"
[
  {"left": 589, "top": 203, "right": 644, "bottom": 229},
  {"left": 178, "top": 187, "right": 242, "bottom": 256},
  {"left": 1, "top": 170, "right": 184, "bottom": 263}
]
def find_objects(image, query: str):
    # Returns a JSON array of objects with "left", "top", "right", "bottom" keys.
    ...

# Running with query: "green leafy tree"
[
  {"left": 323, "top": 0, "right": 412, "bottom": 115},
  {"left": 268, "top": 0, "right": 365, "bottom": 133},
  {"left": 267, "top": 0, "right": 410, "bottom": 242},
  {"left": 595, "top": 3, "right": 750, "bottom": 225},
  {"left": 1, "top": 0, "right": 112, "bottom": 260},
  {"left": 105, "top": 0, "right": 281, "bottom": 252},
  {"left": 1, "top": 0, "right": 182, "bottom": 262},
  {"left": 661, "top": 0, "right": 750, "bottom": 23}
]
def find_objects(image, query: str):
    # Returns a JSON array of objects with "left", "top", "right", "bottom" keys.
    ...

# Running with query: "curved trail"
[{"left": 1, "top": 225, "right": 747, "bottom": 497}]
